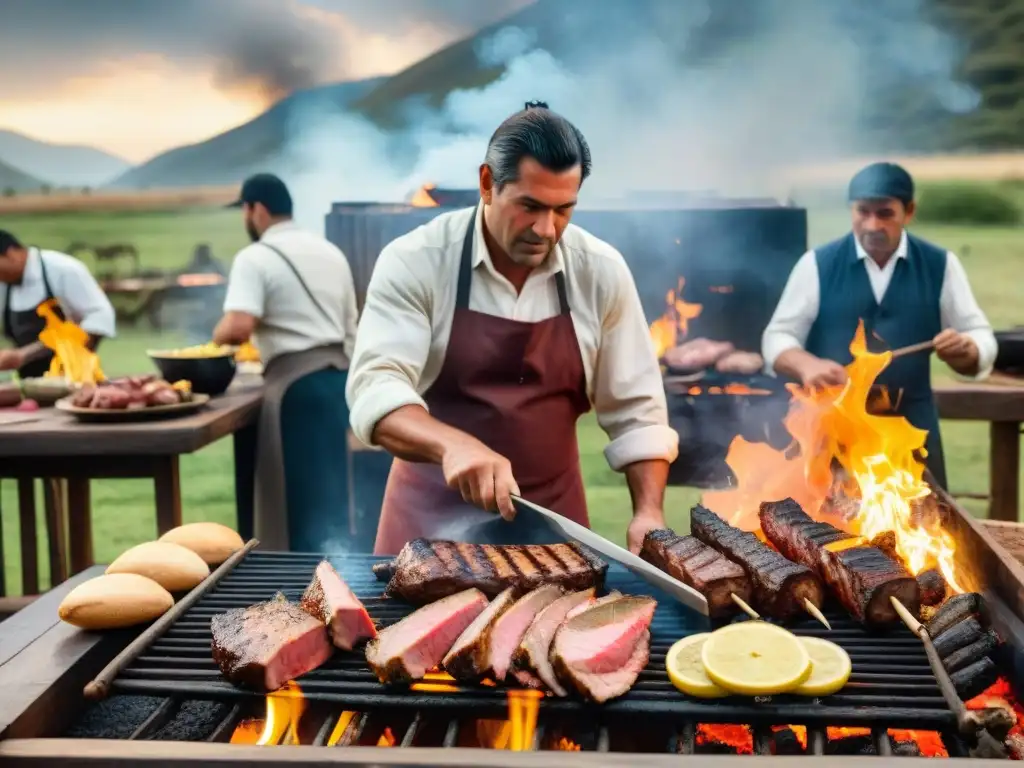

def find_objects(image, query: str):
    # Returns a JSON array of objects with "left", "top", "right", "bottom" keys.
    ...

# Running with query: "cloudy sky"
[{"left": 0, "top": 0, "right": 533, "bottom": 162}]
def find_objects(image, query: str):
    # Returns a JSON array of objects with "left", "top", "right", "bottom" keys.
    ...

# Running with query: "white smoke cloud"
[{"left": 275, "top": 0, "right": 972, "bottom": 230}]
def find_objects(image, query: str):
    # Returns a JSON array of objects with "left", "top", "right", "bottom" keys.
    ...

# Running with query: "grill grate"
[{"left": 108, "top": 551, "right": 959, "bottom": 738}]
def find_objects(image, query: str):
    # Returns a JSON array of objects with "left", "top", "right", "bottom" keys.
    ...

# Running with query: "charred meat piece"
[
  {"left": 933, "top": 617, "right": 988, "bottom": 658},
  {"left": 442, "top": 588, "right": 516, "bottom": 682},
  {"left": 374, "top": 539, "right": 607, "bottom": 604},
  {"left": 366, "top": 588, "right": 488, "bottom": 684},
  {"left": 641, "top": 529, "right": 751, "bottom": 618},
  {"left": 511, "top": 588, "right": 595, "bottom": 695},
  {"left": 942, "top": 628, "right": 1000, "bottom": 674},
  {"left": 487, "top": 584, "right": 564, "bottom": 681},
  {"left": 916, "top": 568, "right": 948, "bottom": 607},
  {"left": 300, "top": 560, "right": 377, "bottom": 650},
  {"left": 690, "top": 504, "right": 824, "bottom": 620},
  {"left": 951, "top": 657, "right": 1000, "bottom": 702},
  {"left": 550, "top": 596, "right": 657, "bottom": 703},
  {"left": 211, "top": 594, "right": 333, "bottom": 692},
  {"left": 927, "top": 592, "right": 989, "bottom": 639},
  {"left": 758, "top": 498, "right": 920, "bottom": 626}
]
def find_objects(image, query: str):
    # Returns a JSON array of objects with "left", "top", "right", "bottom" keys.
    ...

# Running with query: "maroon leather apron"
[{"left": 373, "top": 207, "right": 591, "bottom": 555}]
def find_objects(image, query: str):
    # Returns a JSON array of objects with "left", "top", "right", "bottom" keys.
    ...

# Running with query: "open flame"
[
  {"left": 229, "top": 681, "right": 306, "bottom": 746},
  {"left": 409, "top": 183, "right": 440, "bottom": 208},
  {"left": 649, "top": 277, "right": 703, "bottom": 359},
  {"left": 37, "top": 299, "right": 104, "bottom": 384},
  {"left": 703, "top": 321, "right": 962, "bottom": 592}
]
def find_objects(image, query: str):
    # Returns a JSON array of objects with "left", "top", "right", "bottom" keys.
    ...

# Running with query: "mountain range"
[{"left": 0, "top": 129, "right": 130, "bottom": 189}]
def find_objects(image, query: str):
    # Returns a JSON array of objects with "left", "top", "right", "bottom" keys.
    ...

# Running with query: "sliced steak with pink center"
[
  {"left": 551, "top": 596, "right": 656, "bottom": 703},
  {"left": 511, "top": 588, "right": 595, "bottom": 695},
  {"left": 300, "top": 560, "right": 377, "bottom": 650},
  {"left": 564, "top": 590, "right": 620, "bottom": 621},
  {"left": 442, "top": 588, "right": 516, "bottom": 682},
  {"left": 487, "top": 584, "right": 564, "bottom": 681},
  {"left": 366, "top": 588, "right": 488, "bottom": 684},
  {"left": 211, "top": 595, "right": 333, "bottom": 692}
]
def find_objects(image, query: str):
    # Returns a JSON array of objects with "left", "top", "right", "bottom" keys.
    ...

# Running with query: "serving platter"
[{"left": 55, "top": 394, "right": 211, "bottom": 423}]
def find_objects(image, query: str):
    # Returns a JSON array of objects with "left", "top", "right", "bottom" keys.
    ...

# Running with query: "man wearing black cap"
[
  {"left": 214, "top": 173, "right": 359, "bottom": 551},
  {"left": 762, "top": 161, "right": 997, "bottom": 488}
]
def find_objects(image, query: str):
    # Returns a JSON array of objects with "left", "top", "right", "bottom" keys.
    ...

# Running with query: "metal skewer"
[
  {"left": 729, "top": 593, "right": 830, "bottom": 629},
  {"left": 889, "top": 340, "right": 935, "bottom": 360}
]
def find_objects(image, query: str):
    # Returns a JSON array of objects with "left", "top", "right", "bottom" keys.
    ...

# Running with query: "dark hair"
[
  {"left": 0, "top": 230, "right": 23, "bottom": 256},
  {"left": 484, "top": 101, "right": 592, "bottom": 189}
]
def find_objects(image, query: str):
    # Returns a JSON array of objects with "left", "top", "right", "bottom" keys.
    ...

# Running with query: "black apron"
[{"left": 3, "top": 248, "right": 65, "bottom": 378}]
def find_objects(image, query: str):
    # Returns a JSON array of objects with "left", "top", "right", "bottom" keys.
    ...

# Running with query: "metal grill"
[{"left": 100, "top": 550, "right": 967, "bottom": 755}]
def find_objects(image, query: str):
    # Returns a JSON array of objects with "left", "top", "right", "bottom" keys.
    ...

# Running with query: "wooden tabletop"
[
  {"left": 933, "top": 377, "right": 1024, "bottom": 422},
  {"left": 0, "top": 383, "right": 263, "bottom": 458}
]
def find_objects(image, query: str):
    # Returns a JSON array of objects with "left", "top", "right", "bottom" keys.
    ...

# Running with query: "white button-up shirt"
[
  {"left": 762, "top": 230, "right": 998, "bottom": 380},
  {"left": 346, "top": 205, "right": 679, "bottom": 471},
  {"left": 223, "top": 221, "right": 359, "bottom": 365},
  {"left": 0, "top": 248, "right": 116, "bottom": 338}
]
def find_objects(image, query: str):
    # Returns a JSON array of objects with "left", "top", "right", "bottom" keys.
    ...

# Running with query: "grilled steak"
[
  {"left": 916, "top": 568, "right": 948, "bottom": 607},
  {"left": 511, "top": 588, "right": 595, "bottom": 695},
  {"left": 487, "top": 584, "right": 564, "bottom": 681},
  {"left": 373, "top": 539, "right": 607, "bottom": 604},
  {"left": 758, "top": 498, "right": 920, "bottom": 625},
  {"left": 690, "top": 504, "right": 824, "bottom": 619},
  {"left": 366, "top": 588, "right": 489, "bottom": 684},
  {"left": 640, "top": 529, "right": 751, "bottom": 618},
  {"left": 211, "top": 594, "right": 333, "bottom": 692},
  {"left": 442, "top": 588, "right": 516, "bottom": 682},
  {"left": 300, "top": 560, "right": 377, "bottom": 650},
  {"left": 550, "top": 596, "right": 656, "bottom": 703}
]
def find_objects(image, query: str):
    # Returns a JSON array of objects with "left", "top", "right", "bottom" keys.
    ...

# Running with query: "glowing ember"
[
  {"left": 554, "top": 736, "right": 581, "bottom": 751},
  {"left": 702, "top": 321, "right": 963, "bottom": 592},
  {"left": 649, "top": 277, "right": 703, "bottom": 359},
  {"left": 376, "top": 727, "right": 397, "bottom": 747},
  {"left": 409, "top": 183, "right": 440, "bottom": 208},
  {"left": 37, "top": 299, "right": 104, "bottom": 384},
  {"left": 697, "top": 724, "right": 753, "bottom": 753}
]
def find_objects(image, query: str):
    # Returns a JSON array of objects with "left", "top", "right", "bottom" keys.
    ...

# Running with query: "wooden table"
[
  {"left": 934, "top": 379, "right": 1024, "bottom": 522},
  {"left": 0, "top": 383, "right": 262, "bottom": 592}
]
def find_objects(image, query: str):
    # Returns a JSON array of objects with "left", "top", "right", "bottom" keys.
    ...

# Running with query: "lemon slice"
[
  {"left": 701, "top": 621, "right": 811, "bottom": 696},
  {"left": 793, "top": 637, "right": 852, "bottom": 697},
  {"left": 666, "top": 634, "right": 729, "bottom": 698}
]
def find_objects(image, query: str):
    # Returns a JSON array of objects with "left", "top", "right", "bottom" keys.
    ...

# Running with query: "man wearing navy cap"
[
  {"left": 762, "top": 161, "right": 997, "bottom": 488},
  {"left": 214, "top": 173, "right": 359, "bottom": 551}
]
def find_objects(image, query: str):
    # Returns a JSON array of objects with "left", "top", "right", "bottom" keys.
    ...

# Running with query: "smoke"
[{"left": 267, "top": 0, "right": 974, "bottom": 229}]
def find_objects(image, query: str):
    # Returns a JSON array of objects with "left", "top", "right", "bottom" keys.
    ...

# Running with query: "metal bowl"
[{"left": 147, "top": 350, "right": 237, "bottom": 396}]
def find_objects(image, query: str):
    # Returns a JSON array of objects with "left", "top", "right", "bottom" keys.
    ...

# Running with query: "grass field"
[{"left": 1, "top": 184, "right": 1022, "bottom": 594}]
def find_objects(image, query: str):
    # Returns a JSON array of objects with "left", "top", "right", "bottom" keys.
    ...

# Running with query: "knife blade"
[{"left": 511, "top": 495, "right": 709, "bottom": 616}]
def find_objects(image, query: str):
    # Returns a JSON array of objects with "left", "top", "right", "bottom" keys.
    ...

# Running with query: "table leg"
[
  {"left": 234, "top": 422, "right": 257, "bottom": 541},
  {"left": 153, "top": 456, "right": 182, "bottom": 535},
  {"left": 17, "top": 478, "right": 38, "bottom": 596},
  {"left": 989, "top": 421, "right": 1021, "bottom": 522},
  {"left": 43, "top": 479, "right": 69, "bottom": 587},
  {"left": 66, "top": 478, "right": 93, "bottom": 574},
  {"left": 0, "top": 482, "right": 6, "bottom": 597}
]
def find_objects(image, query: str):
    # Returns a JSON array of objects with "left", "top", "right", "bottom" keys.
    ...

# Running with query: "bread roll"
[
  {"left": 59, "top": 573, "right": 174, "bottom": 629},
  {"left": 107, "top": 541, "right": 210, "bottom": 591},
  {"left": 159, "top": 522, "right": 244, "bottom": 565}
]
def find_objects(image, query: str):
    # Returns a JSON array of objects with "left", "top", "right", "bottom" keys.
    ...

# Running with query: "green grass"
[{"left": 2, "top": 198, "right": 1022, "bottom": 594}]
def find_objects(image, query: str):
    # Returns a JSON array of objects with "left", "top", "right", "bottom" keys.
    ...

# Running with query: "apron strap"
[
  {"left": 4, "top": 248, "right": 54, "bottom": 341},
  {"left": 259, "top": 242, "right": 335, "bottom": 326},
  {"left": 455, "top": 205, "right": 572, "bottom": 316}
]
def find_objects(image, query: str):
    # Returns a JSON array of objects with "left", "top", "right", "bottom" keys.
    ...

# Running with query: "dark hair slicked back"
[
  {"left": 0, "top": 230, "right": 23, "bottom": 256},
  {"left": 484, "top": 102, "right": 592, "bottom": 189}
]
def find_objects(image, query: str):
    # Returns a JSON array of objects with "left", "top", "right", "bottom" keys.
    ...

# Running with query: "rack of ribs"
[
  {"left": 689, "top": 504, "right": 825, "bottom": 620},
  {"left": 758, "top": 498, "right": 921, "bottom": 626},
  {"left": 640, "top": 529, "right": 752, "bottom": 619}
]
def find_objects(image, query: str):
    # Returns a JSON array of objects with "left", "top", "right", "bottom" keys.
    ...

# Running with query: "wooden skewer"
[
  {"left": 803, "top": 599, "right": 832, "bottom": 630},
  {"left": 730, "top": 593, "right": 830, "bottom": 630},
  {"left": 890, "top": 340, "right": 936, "bottom": 360}
]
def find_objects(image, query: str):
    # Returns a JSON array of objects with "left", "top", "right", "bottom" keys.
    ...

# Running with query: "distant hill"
[
  {"left": 0, "top": 129, "right": 130, "bottom": 188},
  {"left": 109, "top": 77, "right": 386, "bottom": 189},
  {"left": 0, "top": 157, "right": 46, "bottom": 193}
]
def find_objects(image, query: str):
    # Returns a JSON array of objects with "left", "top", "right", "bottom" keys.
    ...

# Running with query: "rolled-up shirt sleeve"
[
  {"left": 592, "top": 255, "right": 679, "bottom": 471},
  {"left": 57, "top": 258, "right": 117, "bottom": 338},
  {"left": 762, "top": 250, "right": 820, "bottom": 374},
  {"left": 941, "top": 251, "right": 998, "bottom": 380},
  {"left": 346, "top": 243, "right": 433, "bottom": 446},
  {"left": 222, "top": 249, "right": 266, "bottom": 318}
]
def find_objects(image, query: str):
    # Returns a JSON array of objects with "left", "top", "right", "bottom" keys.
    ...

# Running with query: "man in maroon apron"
[
  {"left": 0, "top": 230, "right": 114, "bottom": 377},
  {"left": 347, "top": 103, "right": 679, "bottom": 555}
]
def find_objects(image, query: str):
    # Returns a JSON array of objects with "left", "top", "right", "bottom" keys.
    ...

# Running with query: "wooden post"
[{"left": 989, "top": 422, "right": 1021, "bottom": 522}]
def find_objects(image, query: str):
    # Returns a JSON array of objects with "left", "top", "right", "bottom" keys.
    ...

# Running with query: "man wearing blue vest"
[{"left": 762, "top": 162, "right": 997, "bottom": 489}]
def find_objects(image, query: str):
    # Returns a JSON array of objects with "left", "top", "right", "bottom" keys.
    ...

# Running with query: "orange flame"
[
  {"left": 702, "top": 321, "right": 963, "bottom": 592},
  {"left": 410, "top": 183, "right": 440, "bottom": 208},
  {"left": 508, "top": 689, "right": 543, "bottom": 751},
  {"left": 649, "top": 277, "right": 703, "bottom": 359},
  {"left": 229, "top": 681, "right": 306, "bottom": 746},
  {"left": 36, "top": 299, "right": 104, "bottom": 384}
]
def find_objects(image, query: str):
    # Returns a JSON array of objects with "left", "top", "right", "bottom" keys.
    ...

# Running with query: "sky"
[{"left": 0, "top": 0, "right": 533, "bottom": 162}]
